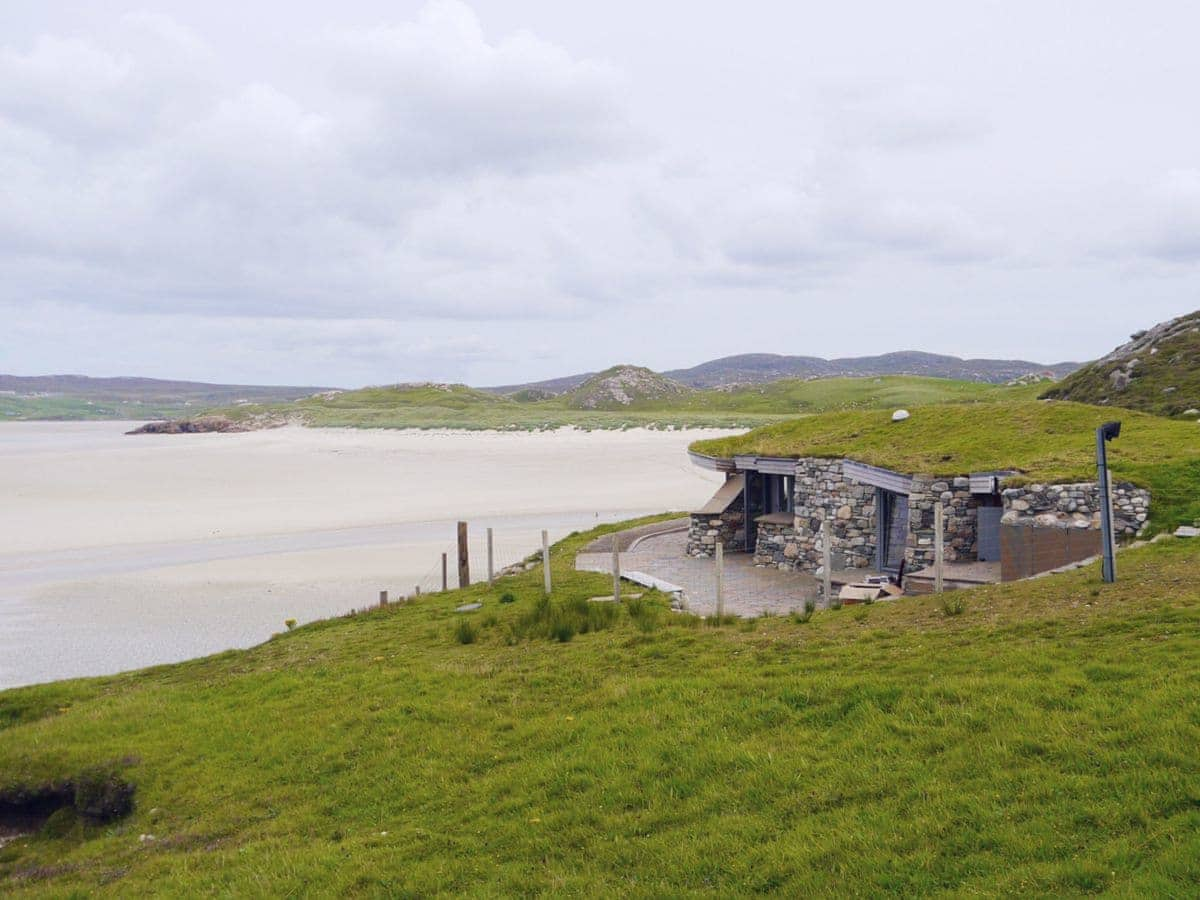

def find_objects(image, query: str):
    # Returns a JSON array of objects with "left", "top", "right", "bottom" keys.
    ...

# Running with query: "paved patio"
[{"left": 576, "top": 530, "right": 818, "bottom": 617}]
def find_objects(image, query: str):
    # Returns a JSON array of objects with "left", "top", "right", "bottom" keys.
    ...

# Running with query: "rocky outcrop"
[
  {"left": 127, "top": 415, "right": 278, "bottom": 434},
  {"left": 567, "top": 365, "right": 693, "bottom": 410},
  {"left": 1041, "top": 310, "right": 1200, "bottom": 415}
]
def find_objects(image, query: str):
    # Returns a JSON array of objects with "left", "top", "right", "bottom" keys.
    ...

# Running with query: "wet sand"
[{"left": 0, "top": 422, "right": 731, "bottom": 688}]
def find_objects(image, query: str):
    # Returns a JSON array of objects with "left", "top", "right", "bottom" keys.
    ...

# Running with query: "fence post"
[
  {"left": 822, "top": 519, "right": 833, "bottom": 606},
  {"left": 415, "top": 585, "right": 421, "bottom": 597},
  {"left": 542, "top": 530, "right": 552, "bottom": 595},
  {"left": 441, "top": 553, "right": 448, "bottom": 592},
  {"left": 487, "top": 527, "right": 495, "bottom": 584},
  {"left": 715, "top": 541, "right": 725, "bottom": 618},
  {"left": 379, "top": 590, "right": 388, "bottom": 607},
  {"left": 612, "top": 543, "right": 621, "bottom": 602},
  {"left": 457, "top": 521, "right": 470, "bottom": 588},
  {"left": 934, "top": 504, "right": 945, "bottom": 594}
]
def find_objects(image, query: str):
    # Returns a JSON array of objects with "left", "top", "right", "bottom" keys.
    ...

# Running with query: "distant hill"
[
  {"left": 1040, "top": 311, "right": 1200, "bottom": 417},
  {"left": 486, "top": 352, "right": 1078, "bottom": 396},
  {"left": 665, "top": 351, "right": 1079, "bottom": 388},
  {"left": 565, "top": 365, "right": 693, "bottom": 410},
  {"left": 0, "top": 374, "right": 333, "bottom": 404},
  {"left": 0, "top": 374, "right": 335, "bottom": 421}
]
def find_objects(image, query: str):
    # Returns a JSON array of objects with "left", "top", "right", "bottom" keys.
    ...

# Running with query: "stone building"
[{"left": 685, "top": 450, "right": 1150, "bottom": 585}]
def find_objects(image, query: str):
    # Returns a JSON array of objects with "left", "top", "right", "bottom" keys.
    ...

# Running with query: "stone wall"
[
  {"left": 753, "top": 459, "right": 876, "bottom": 572},
  {"left": 686, "top": 509, "right": 744, "bottom": 558},
  {"left": 907, "top": 476, "right": 981, "bottom": 570},
  {"left": 1000, "top": 482, "right": 1150, "bottom": 537}
]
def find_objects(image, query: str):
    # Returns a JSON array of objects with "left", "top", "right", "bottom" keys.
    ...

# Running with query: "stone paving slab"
[{"left": 577, "top": 530, "right": 817, "bottom": 618}]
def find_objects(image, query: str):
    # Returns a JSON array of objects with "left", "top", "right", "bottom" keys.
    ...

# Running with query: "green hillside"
[
  {"left": 1041, "top": 311, "right": 1200, "bottom": 416},
  {"left": 1, "top": 519, "right": 1198, "bottom": 895},
  {"left": 168, "top": 376, "right": 1037, "bottom": 432},
  {"left": 691, "top": 401, "right": 1200, "bottom": 532}
]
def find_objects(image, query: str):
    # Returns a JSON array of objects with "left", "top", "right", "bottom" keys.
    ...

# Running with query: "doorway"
[{"left": 876, "top": 489, "right": 910, "bottom": 573}]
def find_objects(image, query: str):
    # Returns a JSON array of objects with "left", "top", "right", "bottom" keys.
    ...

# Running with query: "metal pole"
[
  {"left": 934, "top": 504, "right": 944, "bottom": 594},
  {"left": 441, "top": 553, "right": 448, "bottom": 592},
  {"left": 542, "top": 530, "right": 552, "bottom": 595},
  {"left": 715, "top": 541, "right": 725, "bottom": 618},
  {"left": 487, "top": 527, "right": 495, "bottom": 584},
  {"left": 1097, "top": 428, "right": 1116, "bottom": 583},
  {"left": 379, "top": 590, "right": 388, "bottom": 606},
  {"left": 612, "top": 543, "right": 621, "bottom": 602}
]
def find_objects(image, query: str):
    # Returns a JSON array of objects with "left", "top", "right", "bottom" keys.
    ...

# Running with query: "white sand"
[{"left": 0, "top": 422, "right": 733, "bottom": 687}]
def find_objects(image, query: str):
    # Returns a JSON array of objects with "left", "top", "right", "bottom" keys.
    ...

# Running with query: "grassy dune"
[
  {"left": 206, "top": 376, "right": 1037, "bottom": 431},
  {"left": 1, "top": 518, "right": 1198, "bottom": 895}
]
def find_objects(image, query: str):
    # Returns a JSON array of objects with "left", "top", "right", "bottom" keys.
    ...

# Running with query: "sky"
[{"left": 1, "top": 1, "right": 1198, "bottom": 388}]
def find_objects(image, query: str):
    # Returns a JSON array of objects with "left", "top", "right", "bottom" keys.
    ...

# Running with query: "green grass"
[
  {"left": 1, "top": 517, "right": 1199, "bottom": 895},
  {"left": 691, "top": 400, "right": 1200, "bottom": 531},
  {"left": 199, "top": 376, "right": 1036, "bottom": 432}
]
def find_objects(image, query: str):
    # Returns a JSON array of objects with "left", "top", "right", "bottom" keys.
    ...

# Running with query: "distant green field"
[
  {"left": 202, "top": 376, "right": 1039, "bottom": 431},
  {"left": 1, "top": 518, "right": 1197, "bottom": 895},
  {"left": 0, "top": 395, "right": 192, "bottom": 421}
]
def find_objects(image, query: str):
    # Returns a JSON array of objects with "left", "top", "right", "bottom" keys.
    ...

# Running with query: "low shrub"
[
  {"left": 508, "top": 593, "right": 619, "bottom": 643},
  {"left": 791, "top": 599, "right": 816, "bottom": 624},
  {"left": 454, "top": 620, "right": 479, "bottom": 644},
  {"left": 499, "top": 592, "right": 516, "bottom": 604},
  {"left": 941, "top": 594, "right": 966, "bottom": 617}
]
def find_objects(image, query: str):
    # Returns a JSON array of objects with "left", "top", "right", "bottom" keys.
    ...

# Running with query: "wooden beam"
[
  {"left": 457, "top": 521, "right": 470, "bottom": 588},
  {"left": 934, "top": 504, "right": 945, "bottom": 594}
]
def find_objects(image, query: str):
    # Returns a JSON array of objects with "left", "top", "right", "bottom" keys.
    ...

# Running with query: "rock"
[
  {"left": 1184, "top": 409, "right": 1200, "bottom": 417},
  {"left": 836, "top": 505, "right": 852, "bottom": 520},
  {"left": 1109, "top": 369, "right": 1131, "bottom": 391},
  {"left": 455, "top": 602, "right": 483, "bottom": 612},
  {"left": 1174, "top": 526, "right": 1200, "bottom": 538},
  {"left": 891, "top": 409, "right": 911, "bottom": 422}
]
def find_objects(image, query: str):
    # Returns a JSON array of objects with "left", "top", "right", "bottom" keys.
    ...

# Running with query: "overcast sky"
[{"left": 2, "top": 1, "right": 1198, "bottom": 387}]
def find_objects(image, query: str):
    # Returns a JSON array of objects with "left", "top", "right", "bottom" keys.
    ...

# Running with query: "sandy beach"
[{"left": 0, "top": 422, "right": 731, "bottom": 688}]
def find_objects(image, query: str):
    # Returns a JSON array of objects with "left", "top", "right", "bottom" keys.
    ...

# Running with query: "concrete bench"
[{"left": 621, "top": 570, "right": 685, "bottom": 597}]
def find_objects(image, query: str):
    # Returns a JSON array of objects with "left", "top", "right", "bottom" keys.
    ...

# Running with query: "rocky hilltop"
[
  {"left": 1041, "top": 310, "right": 1200, "bottom": 417},
  {"left": 566, "top": 365, "right": 693, "bottom": 410}
]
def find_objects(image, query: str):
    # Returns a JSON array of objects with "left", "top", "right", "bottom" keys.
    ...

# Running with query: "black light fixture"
[{"left": 1096, "top": 421, "right": 1121, "bottom": 583}]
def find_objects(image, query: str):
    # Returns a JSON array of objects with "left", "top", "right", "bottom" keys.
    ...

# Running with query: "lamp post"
[{"left": 1096, "top": 421, "right": 1121, "bottom": 583}]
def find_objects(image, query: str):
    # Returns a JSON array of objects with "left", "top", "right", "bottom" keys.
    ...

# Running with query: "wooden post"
[
  {"left": 487, "top": 527, "right": 495, "bottom": 584},
  {"left": 934, "top": 504, "right": 945, "bottom": 594},
  {"left": 822, "top": 519, "right": 832, "bottom": 606},
  {"left": 457, "top": 521, "right": 470, "bottom": 588},
  {"left": 441, "top": 553, "right": 448, "bottom": 592},
  {"left": 715, "top": 541, "right": 725, "bottom": 618},
  {"left": 415, "top": 585, "right": 421, "bottom": 597},
  {"left": 542, "top": 530, "right": 552, "bottom": 595},
  {"left": 379, "top": 590, "right": 388, "bottom": 606},
  {"left": 612, "top": 543, "right": 621, "bottom": 602}
]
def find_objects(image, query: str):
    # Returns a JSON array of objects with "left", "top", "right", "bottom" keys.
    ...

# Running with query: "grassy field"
[
  {"left": 1, "top": 517, "right": 1198, "bottom": 895},
  {"left": 692, "top": 401, "right": 1200, "bottom": 532},
  {"left": 198, "top": 376, "right": 1038, "bottom": 432},
  {"left": 0, "top": 395, "right": 193, "bottom": 421}
]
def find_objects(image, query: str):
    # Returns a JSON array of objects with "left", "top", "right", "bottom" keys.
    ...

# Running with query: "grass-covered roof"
[{"left": 690, "top": 401, "right": 1200, "bottom": 529}]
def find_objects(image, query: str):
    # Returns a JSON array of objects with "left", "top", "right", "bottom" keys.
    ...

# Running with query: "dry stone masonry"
[
  {"left": 686, "top": 509, "right": 742, "bottom": 558},
  {"left": 1000, "top": 482, "right": 1150, "bottom": 536}
]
